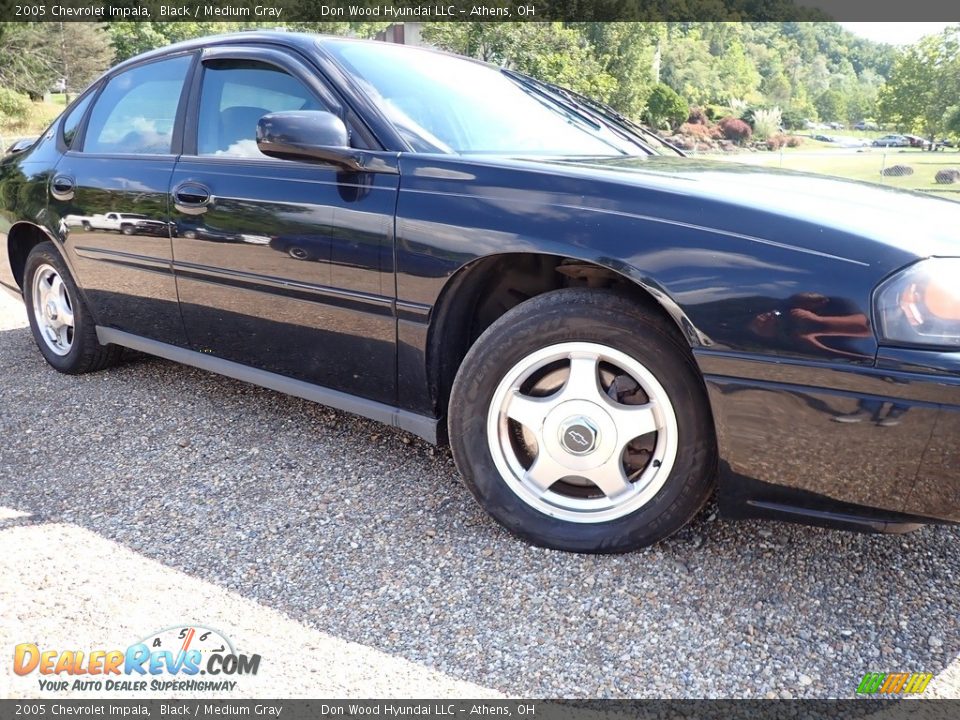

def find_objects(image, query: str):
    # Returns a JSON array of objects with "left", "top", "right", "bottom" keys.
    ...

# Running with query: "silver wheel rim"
[
  {"left": 486, "top": 342, "right": 679, "bottom": 524},
  {"left": 31, "top": 264, "right": 74, "bottom": 356}
]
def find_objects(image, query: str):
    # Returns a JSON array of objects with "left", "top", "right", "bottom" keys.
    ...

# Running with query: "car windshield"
[{"left": 322, "top": 39, "right": 647, "bottom": 157}]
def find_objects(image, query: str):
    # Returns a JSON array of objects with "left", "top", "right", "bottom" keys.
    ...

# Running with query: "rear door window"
[{"left": 83, "top": 55, "right": 192, "bottom": 155}]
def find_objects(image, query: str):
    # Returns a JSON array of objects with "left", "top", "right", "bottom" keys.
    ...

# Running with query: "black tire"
[
  {"left": 82, "top": 221, "right": 91, "bottom": 231},
  {"left": 288, "top": 247, "right": 313, "bottom": 261},
  {"left": 121, "top": 224, "right": 134, "bottom": 235},
  {"left": 23, "top": 241, "right": 122, "bottom": 374},
  {"left": 448, "top": 289, "right": 717, "bottom": 553}
]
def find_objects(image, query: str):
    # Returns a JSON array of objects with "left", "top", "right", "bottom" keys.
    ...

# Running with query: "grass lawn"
[
  {"left": 0, "top": 96, "right": 66, "bottom": 144},
  {"left": 709, "top": 146, "right": 960, "bottom": 201}
]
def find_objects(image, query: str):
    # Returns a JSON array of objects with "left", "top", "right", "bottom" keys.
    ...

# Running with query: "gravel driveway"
[{"left": 1, "top": 290, "right": 958, "bottom": 699}]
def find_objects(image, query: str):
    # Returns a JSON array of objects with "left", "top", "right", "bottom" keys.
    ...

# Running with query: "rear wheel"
[
  {"left": 448, "top": 289, "right": 716, "bottom": 553},
  {"left": 23, "top": 242, "right": 122, "bottom": 374}
]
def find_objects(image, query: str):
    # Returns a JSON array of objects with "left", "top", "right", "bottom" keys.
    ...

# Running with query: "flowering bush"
[
  {"left": 766, "top": 135, "right": 787, "bottom": 150},
  {"left": 752, "top": 107, "right": 783, "bottom": 140},
  {"left": 678, "top": 122, "right": 720, "bottom": 140}
]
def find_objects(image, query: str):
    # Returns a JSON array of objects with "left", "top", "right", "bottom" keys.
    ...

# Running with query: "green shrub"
[
  {"left": 705, "top": 105, "right": 733, "bottom": 121},
  {"left": 645, "top": 84, "right": 689, "bottom": 132},
  {"left": 780, "top": 108, "right": 807, "bottom": 131},
  {"left": 0, "top": 88, "right": 32, "bottom": 130}
]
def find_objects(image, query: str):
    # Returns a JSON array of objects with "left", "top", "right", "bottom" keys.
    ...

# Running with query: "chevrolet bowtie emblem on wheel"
[
  {"left": 559, "top": 417, "right": 599, "bottom": 455},
  {"left": 567, "top": 430, "right": 590, "bottom": 447}
]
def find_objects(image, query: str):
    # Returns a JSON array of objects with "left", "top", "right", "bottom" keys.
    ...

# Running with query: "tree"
[
  {"left": 422, "top": 23, "right": 616, "bottom": 104},
  {"left": 579, "top": 23, "right": 661, "bottom": 119},
  {"left": 0, "top": 23, "right": 60, "bottom": 100},
  {"left": 0, "top": 23, "right": 112, "bottom": 100},
  {"left": 879, "top": 27, "right": 960, "bottom": 144},
  {"left": 815, "top": 89, "right": 846, "bottom": 123},
  {"left": 716, "top": 39, "right": 761, "bottom": 104},
  {"left": 57, "top": 23, "right": 114, "bottom": 98},
  {"left": 645, "top": 83, "right": 689, "bottom": 131},
  {"left": 110, "top": 22, "right": 178, "bottom": 62},
  {"left": 945, "top": 106, "right": 960, "bottom": 140}
]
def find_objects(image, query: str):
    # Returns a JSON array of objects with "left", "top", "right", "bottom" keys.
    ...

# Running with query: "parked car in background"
[
  {"left": 63, "top": 212, "right": 168, "bottom": 236},
  {"left": 834, "top": 136, "right": 872, "bottom": 149},
  {"left": 2, "top": 33, "right": 959, "bottom": 553},
  {"left": 903, "top": 135, "right": 931, "bottom": 149},
  {"left": 872, "top": 134, "right": 910, "bottom": 147},
  {"left": 827, "top": 121, "right": 845, "bottom": 130},
  {"left": 854, "top": 120, "right": 879, "bottom": 131}
]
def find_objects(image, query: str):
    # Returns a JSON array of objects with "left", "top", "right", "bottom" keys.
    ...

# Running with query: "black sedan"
[{"left": 1, "top": 33, "right": 958, "bottom": 553}]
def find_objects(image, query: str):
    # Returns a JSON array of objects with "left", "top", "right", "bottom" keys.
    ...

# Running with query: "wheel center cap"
[
  {"left": 559, "top": 416, "right": 599, "bottom": 455},
  {"left": 45, "top": 301, "right": 58, "bottom": 321}
]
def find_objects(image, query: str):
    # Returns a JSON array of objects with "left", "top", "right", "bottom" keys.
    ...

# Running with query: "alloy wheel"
[
  {"left": 31, "top": 264, "right": 75, "bottom": 356},
  {"left": 486, "top": 341, "right": 678, "bottom": 523}
]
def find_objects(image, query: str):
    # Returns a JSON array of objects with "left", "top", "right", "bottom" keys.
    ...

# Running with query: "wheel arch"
[
  {"left": 7, "top": 221, "right": 60, "bottom": 290},
  {"left": 6, "top": 221, "right": 96, "bottom": 321},
  {"left": 426, "top": 251, "right": 704, "bottom": 425}
]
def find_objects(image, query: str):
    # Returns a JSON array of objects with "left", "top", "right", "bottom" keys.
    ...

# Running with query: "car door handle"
[
  {"left": 173, "top": 183, "right": 212, "bottom": 215},
  {"left": 50, "top": 175, "right": 75, "bottom": 201}
]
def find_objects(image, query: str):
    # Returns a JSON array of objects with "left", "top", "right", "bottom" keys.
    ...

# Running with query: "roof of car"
[
  {"left": 108, "top": 31, "right": 475, "bottom": 76},
  {"left": 107, "top": 31, "right": 318, "bottom": 72}
]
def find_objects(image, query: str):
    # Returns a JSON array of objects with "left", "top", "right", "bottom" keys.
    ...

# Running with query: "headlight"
[{"left": 875, "top": 258, "right": 960, "bottom": 348}]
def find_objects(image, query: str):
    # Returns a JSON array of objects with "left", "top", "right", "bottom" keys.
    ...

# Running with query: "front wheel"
[{"left": 448, "top": 289, "right": 717, "bottom": 553}]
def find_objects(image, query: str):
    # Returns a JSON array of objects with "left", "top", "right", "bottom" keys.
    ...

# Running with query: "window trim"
[
  {"left": 56, "top": 82, "right": 101, "bottom": 153},
  {"left": 70, "top": 50, "right": 199, "bottom": 159},
  {"left": 182, "top": 45, "right": 378, "bottom": 163}
]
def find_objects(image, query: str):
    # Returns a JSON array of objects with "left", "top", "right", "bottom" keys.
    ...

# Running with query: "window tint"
[
  {"left": 197, "top": 60, "right": 325, "bottom": 158},
  {"left": 62, "top": 91, "right": 94, "bottom": 148},
  {"left": 84, "top": 55, "right": 191, "bottom": 155}
]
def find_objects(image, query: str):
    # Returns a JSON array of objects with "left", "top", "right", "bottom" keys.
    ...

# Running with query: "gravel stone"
[{"left": 1, "top": 292, "right": 959, "bottom": 698}]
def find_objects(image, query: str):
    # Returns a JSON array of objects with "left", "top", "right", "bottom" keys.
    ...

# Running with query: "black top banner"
[{"left": 0, "top": 0, "right": 958, "bottom": 22}]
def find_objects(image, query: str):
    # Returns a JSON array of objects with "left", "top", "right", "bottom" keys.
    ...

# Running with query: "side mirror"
[{"left": 256, "top": 111, "right": 362, "bottom": 171}]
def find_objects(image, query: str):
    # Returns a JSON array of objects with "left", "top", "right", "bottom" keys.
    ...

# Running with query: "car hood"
[{"left": 502, "top": 155, "right": 960, "bottom": 264}]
